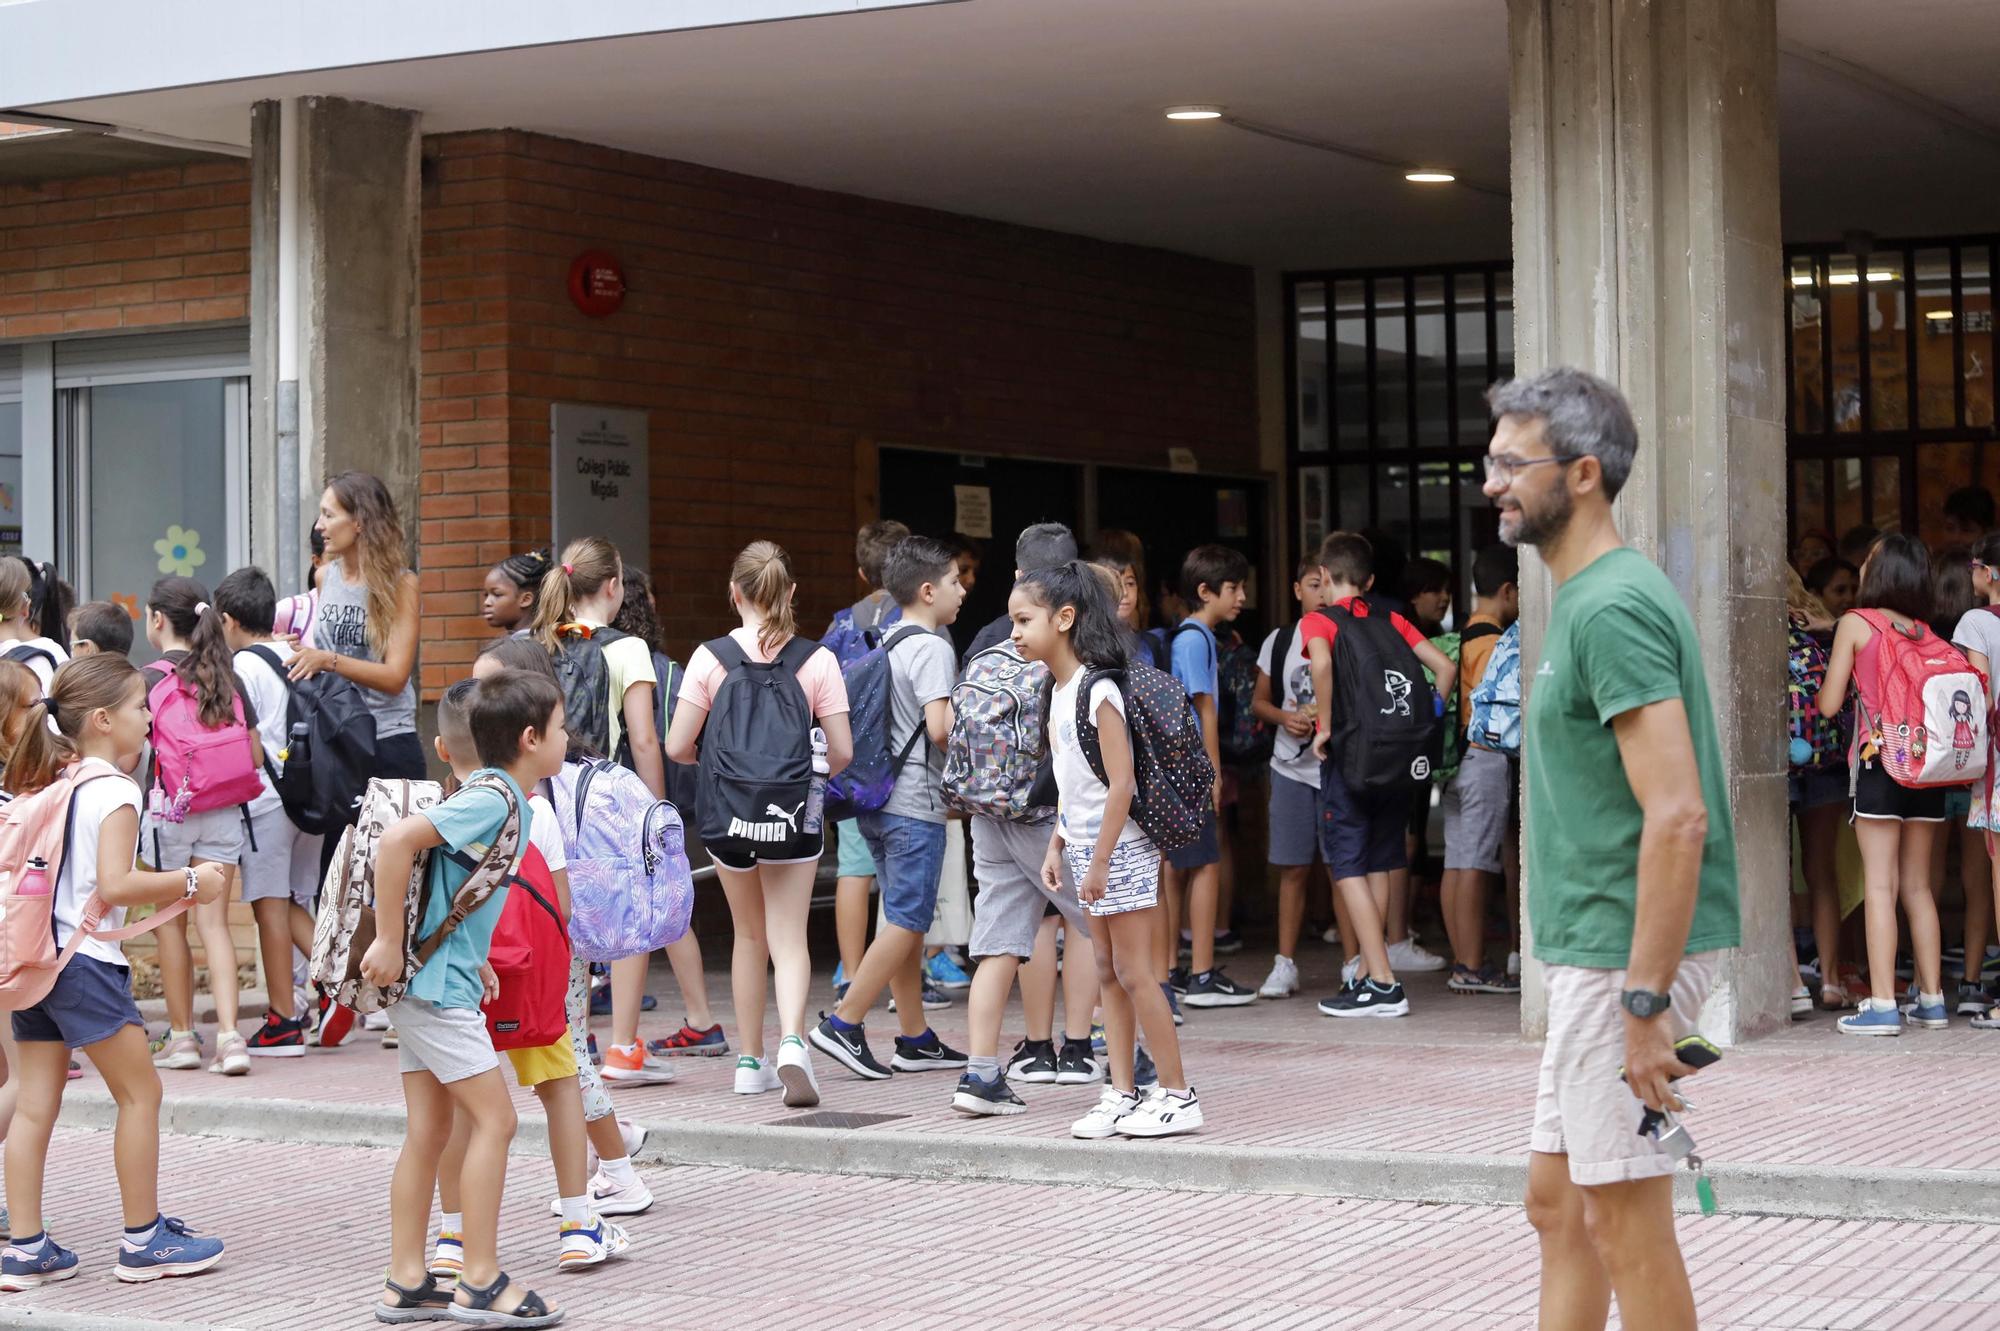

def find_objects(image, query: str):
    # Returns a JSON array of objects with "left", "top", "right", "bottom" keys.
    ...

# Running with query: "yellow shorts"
[{"left": 505, "top": 1036, "right": 578, "bottom": 1088}]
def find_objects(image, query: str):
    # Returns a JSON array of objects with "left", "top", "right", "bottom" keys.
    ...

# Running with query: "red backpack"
[
  {"left": 145, "top": 665, "right": 264, "bottom": 819},
  {"left": 481, "top": 840, "right": 572, "bottom": 1052},
  {"left": 1853, "top": 609, "right": 1989, "bottom": 789}
]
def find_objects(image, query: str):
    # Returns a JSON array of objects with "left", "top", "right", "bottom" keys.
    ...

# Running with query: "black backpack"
[
  {"left": 3, "top": 642, "right": 58, "bottom": 677},
  {"left": 612, "top": 647, "right": 703, "bottom": 822},
  {"left": 693, "top": 635, "right": 818, "bottom": 850},
  {"left": 551, "top": 625, "right": 628, "bottom": 759},
  {"left": 1069, "top": 660, "right": 1215, "bottom": 850},
  {"left": 1322, "top": 603, "right": 1439, "bottom": 795},
  {"left": 244, "top": 644, "right": 379, "bottom": 835}
]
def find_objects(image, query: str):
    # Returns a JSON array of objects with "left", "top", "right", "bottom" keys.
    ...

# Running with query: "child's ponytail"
[
  {"left": 148, "top": 576, "right": 240, "bottom": 729},
  {"left": 530, "top": 537, "right": 622, "bottom": 652},
  {"left": 1016, "top": 561, "right": 1129, "bottom": 670},
  {"left": 730, "top": 541, "right": 797, "bottom": 655}
]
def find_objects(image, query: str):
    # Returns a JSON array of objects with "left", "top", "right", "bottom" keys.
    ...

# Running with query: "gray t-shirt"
[
  {"left": 881, "top": 620, "right": 957, "bottom": 823},
  {"left": 1954, "top": 608, "right": 2000, "bottom": 708},
  {"left": 316, "top": 559, "right": 417, "bottom": 739}
]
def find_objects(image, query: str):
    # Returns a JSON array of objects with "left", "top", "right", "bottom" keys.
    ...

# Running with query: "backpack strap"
[
  {"left": 1074, "top": 665, "right": 1125, "bottom": 789},
  {"left": 706, "top": 635, "right": 751, "bottom": 673},
  {"left": 412, "top": 775, "right": 524, "bottom": 968},
  {"left": 1460, "top": 622, "right": 1503, "bottom": 644},
  {"left": 1271, "top": 622, "right": 1299, "bottom": 687},
  {"left": 2, "top": 643, "right": 57, "bottom": 675},
  {"left": 773, "top": 634, "right": 818, "bottom": 676}
]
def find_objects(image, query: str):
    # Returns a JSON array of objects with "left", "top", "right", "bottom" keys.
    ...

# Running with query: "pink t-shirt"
[{"left": 681, "top": 627, "right": 849, "bottom": 720}]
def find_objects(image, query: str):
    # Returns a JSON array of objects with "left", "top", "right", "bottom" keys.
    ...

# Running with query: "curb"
[{"left": 62, "top": 1089, "right": 2000, "bottom": 1224}]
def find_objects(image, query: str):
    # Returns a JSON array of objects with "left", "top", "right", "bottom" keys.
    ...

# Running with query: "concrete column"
[
  {"left": 250, "top": 95, "right": 421, "bottom": 578},
  {"left": 1508, "top": 0, "right": 1789, "bottom": 1042}
]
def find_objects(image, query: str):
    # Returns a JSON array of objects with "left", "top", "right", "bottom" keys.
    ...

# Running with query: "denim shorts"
[
  {"left": 1319, "top": 765, "right": 1411, "bottom": 880},
  {"left": 1164, "top": 809, "right": 1219, "bottom": 872},
  {"left": 857, "top": 810, "right": 947, "bottom": 933},
  {"left": 14, "top": 953, "right": 143, "bottom": 1049}
]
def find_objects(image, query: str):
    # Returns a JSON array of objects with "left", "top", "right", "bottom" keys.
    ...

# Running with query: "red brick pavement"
[{"left": 11, "top": 1129, "right": 1998, "bottom": 1330}]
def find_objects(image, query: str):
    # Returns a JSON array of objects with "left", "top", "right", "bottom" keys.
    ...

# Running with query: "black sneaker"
[
  {"left": 890, "top": 1031, "right": 968, "bottom": 1072},
  {"left": 244, "top": 1012, "right": 306, "bottom": 1057},
  {"left": 1958, "top": 983, "right": 1991, "bottom": 1017},
  {"left": 1183, "top": 968, "right": 1258, "bottom": 1009},
  {"left": 809, "top": 1015, "right": 892, "bottom": 1080},
  {"left": 952, "top": 1070, "right": 1026, "bottom": 1116},
  {"left": 1161, "top": 982, "right": 1184, "bottom": 1026},
  {"left": 1134, "top": 1045, "right": 1159, "bottom": 1090},
  {"left": 1167, "top": 966, "right": 1191, "bottom": 995},
  {"left": 888, "top": 979, "right": 952, "bottom": 1014},
  {"left": 1055, "top": 1039, "right": 1099, "bottom": 1085},
  {"left": 1213, "top": 929, "right": 1244, "bottom": 955},
  {"left": 1318, "top": 980, "right": 1410, "bottom": 1018},
  {"left": 1006, "top": 1038, "right": 1058, "bottom": 1084}
]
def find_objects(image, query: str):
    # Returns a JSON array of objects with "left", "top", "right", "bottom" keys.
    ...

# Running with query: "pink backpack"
[
  {"left": 146, "top": 665, "right": 265, "bottom": 819},
  {"left": 1854, "top": 609, "right": 1989, "bottom": 789},
  {"left": 0, "top": 764, "right": 190, "bottom": 1010}
]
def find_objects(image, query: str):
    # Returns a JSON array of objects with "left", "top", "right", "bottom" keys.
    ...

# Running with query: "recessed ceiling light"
[
  {"left": 1164, "top": 105, "right": 1224, "bottom": 121},
  {"left": 1926, "top": 309, "right": 1955, "bottom": 320},
  {"left": 1405, "top": 170, "right": 1455, "bottom": 184}
]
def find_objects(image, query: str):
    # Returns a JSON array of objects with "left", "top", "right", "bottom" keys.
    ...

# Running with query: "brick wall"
[
  {"left": 418, "top": 129, "right": 1257, "bottom": 682},
  {"left": 0, "top": 160, "right": 249, "bottom": 338}
]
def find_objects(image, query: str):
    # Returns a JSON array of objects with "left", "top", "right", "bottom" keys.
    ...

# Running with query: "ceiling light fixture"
[
  {"left": 1926, "top": 309, "right": 1955, "bottom": 320},
  {"left": 1164, "top": 105, "right": 1225, "bottom": 121},
  {"left": 1162, "top": 107, "right": 1506, "bottom": 197},
  {"left": 1405, "top": 170, "right": 1456, "bottom": 184}
]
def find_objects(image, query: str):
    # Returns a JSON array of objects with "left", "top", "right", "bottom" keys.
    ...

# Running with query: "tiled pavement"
[{"left": 14, "top": 1129, "right": 2000, "bottom": 1330}]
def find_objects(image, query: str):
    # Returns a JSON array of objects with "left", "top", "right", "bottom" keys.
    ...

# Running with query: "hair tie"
[
  {"left": 561, "top": 563, "right": 574, "bottom": 576},
  {"left": 195, "top": 601, "right": 210, "bottom": 615}
]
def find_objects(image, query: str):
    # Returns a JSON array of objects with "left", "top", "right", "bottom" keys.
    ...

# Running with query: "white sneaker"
[
  {"left": 557, "top": 1214, "right": 631, "bottom": 1270},
  {"left": 1341, "top": 955, "right": 1361, "bottom": 986},
  {"left": 1386, "top": 939, "right": 1447, "bottom": 973},
  {"left": 1071, "top": 1086, "right": 1143, "bottom": 1140},
  {"left": 1322, "top": 926, "right": 1341, "bottom": 945},
  {"left": 733, "top": 1055, "right": 781, "bottom": 1095},
  {"left": 1258, "top": 955, "right": 1300, "bottom": 999},
  {"left": 550, "top": 1168, "right": 654, "bottom": 1217},
  {"left": 364, "top": 1010, "right": 392, "bottom": 1031},
  {"left": 1115, "top": 1086, "right": 1204, "bottom": 1138},
  {"left": 1506, "top": 951, "right": 1522, "bottom": 977},
  {"left": 585, "top": 1118, "right": 647, "bottom": 1176},
  {"left": 776, "top": 1036, "right": 820, "bottom": 1108}
]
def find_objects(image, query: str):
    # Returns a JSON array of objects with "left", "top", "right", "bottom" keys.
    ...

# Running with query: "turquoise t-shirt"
[{"left": 407, "top": 769, "right": 527, "bottom": 1011}]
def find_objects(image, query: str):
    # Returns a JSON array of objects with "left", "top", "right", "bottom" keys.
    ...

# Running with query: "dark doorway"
[{"left": 1097, "top": 468, "right": 1272, "bottom": 639}]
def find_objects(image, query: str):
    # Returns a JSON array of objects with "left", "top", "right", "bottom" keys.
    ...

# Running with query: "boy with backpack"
[
  {"left": 360, "top": 669, "right": 566, "bottom": 1326},
  {"left": 812, "top": 536, "right": 969, "bottom": 1080},
  {"left": 1440, "top": 545, "right": 1520, "bottom": 995},
  {"left": 1306, "top": 532, "right": 1456, "bottom": 1019},
  {"left": 214, "top": 568, "right": 326, "bottom": 1055},
  {"left": 1251, "top": 556, "right": 1331, "bottom": 999},
  {"left": 1164, "top": 545, "right": 1254, "bottom": 1008}
]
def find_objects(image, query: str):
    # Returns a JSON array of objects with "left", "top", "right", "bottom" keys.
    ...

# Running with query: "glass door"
[{"left": 0, "top": 400, "right": 20, "bottom": 555}]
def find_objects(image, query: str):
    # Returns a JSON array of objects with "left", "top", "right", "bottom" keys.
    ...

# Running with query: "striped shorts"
[{"left": 1064, "top": 835, "right": 1161, "bottom": 918}]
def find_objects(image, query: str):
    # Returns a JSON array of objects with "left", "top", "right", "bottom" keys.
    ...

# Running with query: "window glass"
[
  {"left": 1453, "top": 272, "right": 1492, "bottom": 446},
  {"left": 1917, "top": 443, "right": 1973, "bottom": 550},
  {"left": 1412, "top": 274, "right": 1448, "bottom": 448},
  {"left": 1965, "top": 248, "right": 1994, "bottom": 431},
  {"left": 1829, "top": 257, "right": 1863, "bottom": 432},
  {"left": 1298, "top": 465, "right": 1330, "bottom": 552},
  {"left": 1790, "top": 257, "right": 1824, "bottom": 434},
  {"left": 1914, "top": 248, "right": 1955, "bottom": 428},
  {"left": 0, "top": 403, "right": 19, "bottom": 554},
  {"left": 1865, "top": 262, "right": 1907, "bottom": 429},
  {"left": 1373, "top": 277, "right": 1408, "bottom": 448},
  {"left": 1332, "top": 280, "right": 1368, "bottom": 451},
  {"left": 1294, "top": 281, "right": 1327, "bottom": 453},
  {"left": 1336, "top": 463, "right": 1370, "bottom": 535},
  {"left": 1870, "top": 455, "right": 1902, "bottom": 533},
  {"left": 1492, "top": 270, "right": 1515, "bottom": 384}
]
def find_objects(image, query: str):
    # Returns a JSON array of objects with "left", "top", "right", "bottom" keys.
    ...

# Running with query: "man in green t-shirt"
[{"left": 1482, "top": 367, "right": 1740, "bottom": 1331}]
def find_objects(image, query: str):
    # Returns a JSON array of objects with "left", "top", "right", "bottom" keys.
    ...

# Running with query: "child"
[
  {"left": 0, "top": 558, "right": 71, "bottom": 690},
  {"left": 1251, "top": 556, "right": 1332, "bottom": 999},
  {"left": 364, "top": 668, "right": 567, "bottom": 1325},
  {"left": 670, "top": 543, "right": 852, "bottom": 1105},
  {"left": 1959, "top": 532, "right": 2000, "bottom": 1028},
  {"left": 1403, "top": 557, "right": 1454, "bottom": 637},
  {"left": 1163, "top": 544, "right": 1253, "bottom": 1008},
  {"left": 482, "top": 549, "right": 553, "bottom": 634},
  {"left": 822, "top": 520, "right": 910, "bottom": 1001},
  {"left": 429, "top": 679, "right": 631, "bottom": 1273},
  {"left": 1440, "top": 545, "right": 1519, "bottom": 995},
  {"left": 811, "top": 536, "right": 968, "bottom": 1079},
  {"left": 531, "top": 539, "right": 675, "bottom": 1087},
  {"left": 142, "top": 577, "right": 257, "bottom": 1077},
  {"left": 215, "top": 568, "right": 324, "bottom": 1055},
  {"left": 1788, "top": 567, "right": 1849, "bottom": 1011},
  {"left": 1, "top": 654, "right": 229, "bottom": 1290},
  {"left": 0, "top": 661, "right": 51, "bottom": 1238},
  {"left": 68, "top": 602, "right": 134, "bottom": 659},
  {"left": 1930, "top": 548, "right": 1989, "bottom": 1012},
  {"left": 1014, "top": 561, "right": 1199, "bottom": 1138},
  {"left": 1307, "top": 532, "right": 1456, "bottom": 1019},
  {"left": 1817, "top": 531, "right": 1948, "bottom": 1036}
]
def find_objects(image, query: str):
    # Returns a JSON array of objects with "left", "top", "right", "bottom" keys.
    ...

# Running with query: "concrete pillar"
[
  {"left": 1508, "top": 0, "right": 1790, "bottom": 1042},
  {"left": 250, "top": 95, "right": 422, "bottom": 579}
]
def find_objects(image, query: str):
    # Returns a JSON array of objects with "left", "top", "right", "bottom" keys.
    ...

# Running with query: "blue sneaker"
[
  {"left": 926, "top": 951, "right": 972, "bottom": 991},
  {"left": 0, "top": 1236, "right": 78, "bottom": 1290},
  {"left": 1837, "top": 999, "right": 1903, "bottom": 1037},
  {"left": 589, "top": 987, "right": 656, "bottom": 1017},
  {"left": 115, "top": 1216, "right": 224, "bottom": 1283},
  {"left": 831, "top": 961, "right": 848, "bottom": 991},
  {"left": 1901, "top": 995, "right": 1951, "bottom": 1029},
  {"left": 1089, "top": 1022, "right": 1107, "bottom": 1056},
  {"left": 1161, "top": 982, "right": 1184, "bottom": 1027}
]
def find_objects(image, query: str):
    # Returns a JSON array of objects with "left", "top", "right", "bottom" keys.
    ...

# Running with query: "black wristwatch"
[{"left": 1620, "top": 988, "right": 1672, "bottom": 1019}]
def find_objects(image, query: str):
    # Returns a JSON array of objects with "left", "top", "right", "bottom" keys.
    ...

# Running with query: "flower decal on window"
[
  {"left": 154, "top": 525, "right": 207, "bottom": 577},
  {"left": 111, "top": 593, "right": 140, "bottom": 619}
]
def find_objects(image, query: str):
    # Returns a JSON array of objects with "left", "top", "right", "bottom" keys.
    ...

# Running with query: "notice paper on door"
[{"left": 953, "top": 484, "right": 993, "bottom": 539}]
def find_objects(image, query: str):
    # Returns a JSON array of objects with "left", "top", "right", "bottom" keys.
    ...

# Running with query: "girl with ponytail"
[
  {"left": 666, "top": 542, "right": 852, "bottom": 1106},
  {"left": 0, "top": 558, "right": 72, "bottom": 690},
  {"left": 142, "top": 577, "right": 262, "bottom": 1078}
]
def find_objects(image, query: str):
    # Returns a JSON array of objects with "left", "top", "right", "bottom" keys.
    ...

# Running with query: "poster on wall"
[
  {"left": 952, "top": 484, "right": 993, "bottom": 539},
  {"left": 551, "top": 404, "right": 650, "bottom": 567}
]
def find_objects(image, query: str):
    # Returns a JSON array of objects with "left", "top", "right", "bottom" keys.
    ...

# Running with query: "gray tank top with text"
[{"left": 315, "top": 559, "right": 416, "bottom": 738}]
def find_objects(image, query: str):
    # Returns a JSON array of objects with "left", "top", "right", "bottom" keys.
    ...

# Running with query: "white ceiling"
[{"left": 15, "top": 0, "right": 2000, "bottom": 271}]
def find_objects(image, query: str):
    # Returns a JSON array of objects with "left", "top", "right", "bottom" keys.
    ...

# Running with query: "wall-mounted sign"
[
  {"left": 953, "top": 484, "right": 992, "bottom": 539},
  {"left": 567, "top": 250, "right": 626, "bottom": 318},
  {"left": 1167, "top": 447, "right": 1199, "bottom": 473},
  {"left": 551, "top": 404, "right": 649, "bottom": 564}
]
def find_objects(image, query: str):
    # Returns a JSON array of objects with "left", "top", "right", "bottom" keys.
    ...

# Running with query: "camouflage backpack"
[{"left": 944, "top": 639, "right": 1055, "bottom": 821}]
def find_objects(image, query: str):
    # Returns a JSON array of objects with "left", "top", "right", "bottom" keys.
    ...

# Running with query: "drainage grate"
[{"left": 771, "top": 1111, "right": 909, "bottom": 1130}]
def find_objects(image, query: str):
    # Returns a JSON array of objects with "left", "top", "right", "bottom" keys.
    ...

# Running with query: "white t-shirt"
[
  {"left": 233, "top": 641, "right": 295, "bottom": 816},
  {"left": 526, "top": 793, "right": 567, "bottom": 875},
  {"left": 55, "top": 758, "right": 146, "bottom": 966},
  {"left": 1049, "top": 669, "right": 1145, "bottom": 847},
  {"left": 1258, "top": 624, "right": 1319, "bottom": 788},
  {"left": 6, "top": 636, "right": 69, "bottom": 691},
  {"left": 1954, "top": 609, "right": 2000, "bottom": 710}
]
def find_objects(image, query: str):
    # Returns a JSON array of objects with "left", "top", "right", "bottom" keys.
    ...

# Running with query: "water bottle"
[{"left": 804, "top": 727, "right": 829, "bottom": 834}]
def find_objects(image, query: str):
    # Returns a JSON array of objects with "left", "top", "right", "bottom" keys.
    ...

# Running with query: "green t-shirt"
[{"left": 1525, "top": 547, "right": 1740, "bottom": 968}]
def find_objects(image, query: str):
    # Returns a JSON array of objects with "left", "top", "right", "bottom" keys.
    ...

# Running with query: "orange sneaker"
[{"left": 600, "top": 1043, "right": 676, "bottom": 1085}]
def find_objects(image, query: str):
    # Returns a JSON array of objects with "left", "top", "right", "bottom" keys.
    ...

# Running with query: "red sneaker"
[
  {"left": 647, "top": 1022, "right": 729, "bottom": 1058},
  {"left": 316, "top": 994, "right": 356, "bottom": 1048}
]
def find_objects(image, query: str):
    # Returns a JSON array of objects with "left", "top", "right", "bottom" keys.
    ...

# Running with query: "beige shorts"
[{"left": 1530, "top": 952, "right": 1719, "bottom": 1186}]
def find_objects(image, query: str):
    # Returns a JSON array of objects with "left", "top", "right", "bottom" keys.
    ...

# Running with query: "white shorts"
[
  {"left": 1531, "top": 953, "right": 1719, "bottom": 1186},
  {"left": 239, "top": 803, "right": 324, "bottom": 908},
  {"left": 145, "top": 806, "right": 247, "bottom": 870},
  {"left": 1063, "top": 835, "right": 1160, "bottom": 918}
]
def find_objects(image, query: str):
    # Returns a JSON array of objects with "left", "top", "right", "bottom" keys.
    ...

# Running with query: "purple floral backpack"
[{"left": 550, "top": 759, "right": 693, "bottom": 963}]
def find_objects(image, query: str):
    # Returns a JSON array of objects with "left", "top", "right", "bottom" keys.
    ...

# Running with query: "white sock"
[
  {"left": 612, "top": 1042, "right": 639, "bottom": 1058},
  {"left": 558, "top": 1195, "right": 591, "bottom": 1227},
  {"left": 439, "top": 1211, "right": 463, "bottom": 1238},
  {"left": 597, "top": 1154, "right": 638, "bottom": 1188},
  {"left": 1921, "top": 991, "right": 1945, "bottom": 1007},
  {"left": 12, "top": 1233, "right": 48, "bottom": 1255}
]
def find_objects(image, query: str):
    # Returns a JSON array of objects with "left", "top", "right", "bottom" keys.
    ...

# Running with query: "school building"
[{"left": 1, "top": 0, "right": 1996, "bottom": 1037}]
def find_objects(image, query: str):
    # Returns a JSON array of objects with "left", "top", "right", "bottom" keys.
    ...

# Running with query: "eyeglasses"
[{"left": 1482, "top": 453, "right": 1580, "bottom": 485}]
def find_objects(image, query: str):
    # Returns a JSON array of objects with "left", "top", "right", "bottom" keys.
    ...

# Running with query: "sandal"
[
  {"left": 375, "top": 1273, "right": 456, "bottom": 1324},
  {"left": 1970, "top": 1005, "right": 2000, "bottom": 1030},
  {"left": 448, "top": 1271, "right": 563, "bottom": 1327},
  {"left": 1817, "top": 984, "right": 1851, "bottom": 1011}
]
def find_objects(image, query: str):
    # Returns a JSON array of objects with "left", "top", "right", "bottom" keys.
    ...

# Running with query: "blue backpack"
[
  {"left": 1466, "top": 621, "right": 1523, "bottom": 757},
  {"left": 821, "top": 594, "right": 903, "bottom": 671},
  {"left": 823, "top": 625, "right": 930, "bottom": 821}
]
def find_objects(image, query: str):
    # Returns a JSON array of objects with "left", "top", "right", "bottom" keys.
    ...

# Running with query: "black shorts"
[
  {"left": 1851, "top": 760, "right": 1949, "bottom": 824},
  {"left": 1319, "top": 764, "right": 1412, "bottom": 880},
  {"left": 710, "top": 830, "right": 825, "bottom": 872}
]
